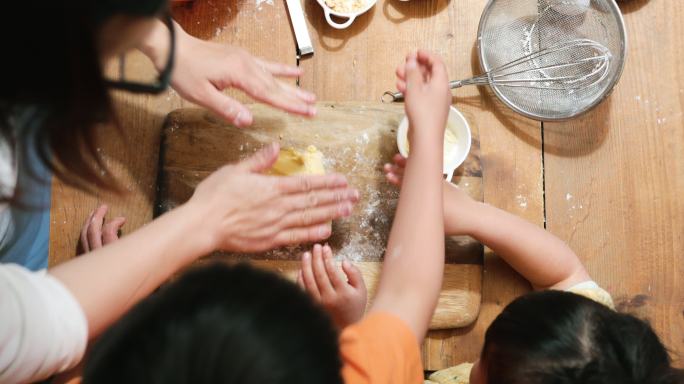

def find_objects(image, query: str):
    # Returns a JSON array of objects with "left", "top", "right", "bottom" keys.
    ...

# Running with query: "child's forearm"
[
  {"left": 372, "top": 137, "right": 445, "bottom": 341},
  {"left": 463, "top": 202, "right": 590, "bottom": 290}
]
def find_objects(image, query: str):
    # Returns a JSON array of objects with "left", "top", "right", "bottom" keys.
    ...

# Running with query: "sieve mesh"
[{"left": 478, "top": 0, "right": 626, "bottom": 120}]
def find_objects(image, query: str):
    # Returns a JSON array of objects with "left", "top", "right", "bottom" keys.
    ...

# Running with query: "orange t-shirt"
[{"left": 340, "top": 312, "right": 424, "bottom": 384}]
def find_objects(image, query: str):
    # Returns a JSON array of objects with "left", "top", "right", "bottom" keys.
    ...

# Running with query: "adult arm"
[
  {"left": 50, "top": 143, "right": 358, "bottom": 339},
  {"left": 369, "top": 51, "right": 450, "bottom": 342}
]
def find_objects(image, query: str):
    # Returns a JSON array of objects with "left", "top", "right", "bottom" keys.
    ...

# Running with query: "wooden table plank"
[
  {"left": 49, "top": 0, "right": 297, "bottom": 265},
  {"left": 543, "top": 0, "right": 684, "bottom": 366},
  {"left": 297, "top": 0, "right": 544, "bottom": 369}
]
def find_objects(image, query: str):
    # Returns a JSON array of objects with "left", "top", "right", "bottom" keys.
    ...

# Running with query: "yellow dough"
[{"left": 268, "top": 145, "right": 326, "bottom": 176}]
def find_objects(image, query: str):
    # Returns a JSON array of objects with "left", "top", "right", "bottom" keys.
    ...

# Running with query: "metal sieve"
[{"left": 477, "top": 0, "right": 627, "bottom": 120}]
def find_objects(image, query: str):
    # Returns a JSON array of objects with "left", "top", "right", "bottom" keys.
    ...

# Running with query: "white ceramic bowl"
[
  {"left": 396, "top": 106, "right": 472, "bottom": 177},
  {"left": 316, "top": 0, "right": 376, "bottom": 29}
]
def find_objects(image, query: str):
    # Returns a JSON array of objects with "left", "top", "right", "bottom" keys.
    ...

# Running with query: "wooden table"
[{"left": 49, "top": 0, "right": 684, "bottom": 370}]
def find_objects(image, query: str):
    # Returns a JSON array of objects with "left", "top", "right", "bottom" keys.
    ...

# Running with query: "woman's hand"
[
  {"left": 187, "top": 143, "right": 360, "bottom": 253},
  {"left": 297, "top": 244, "right": 367, "bottom": 329},
  {"left": 79, "top": 204, "right": 126, "bottom": 254},
  {"left": 395, "top": 50, "right": 451, "bottom": 144},
  {"left": 384, "top": 154, "right": 477, "bottom": 236},
  {"left": 141, "top": 20, "right": 316, "bottom": 127}
]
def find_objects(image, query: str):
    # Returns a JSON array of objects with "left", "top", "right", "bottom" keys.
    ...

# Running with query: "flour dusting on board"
[{"left": 222, "top": 129, "right": 399, "bottom": 263}]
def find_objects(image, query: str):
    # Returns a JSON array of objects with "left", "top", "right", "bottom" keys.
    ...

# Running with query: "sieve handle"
[{"left": 381, "top": 80, "right": 464, "bottom": 103}]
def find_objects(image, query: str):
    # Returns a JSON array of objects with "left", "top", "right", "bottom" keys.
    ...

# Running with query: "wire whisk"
[{"left": 382, "top": 39, "right": 612, "bottom": 103}]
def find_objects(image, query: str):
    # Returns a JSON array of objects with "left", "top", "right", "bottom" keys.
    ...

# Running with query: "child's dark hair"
[
  {"left": 482, "top": 290, "right": 683, "bottom": 384},
  {"left": 83, "top": 262, "right": 344, "bottom": 384}
]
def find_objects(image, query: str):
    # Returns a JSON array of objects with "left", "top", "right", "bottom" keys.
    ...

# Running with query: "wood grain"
[
  {"left": 543, "top": 0, "right": 684, "bottom": 366},
  {"left": 156, "top": 103, "right": 483, "bottom": 329}
]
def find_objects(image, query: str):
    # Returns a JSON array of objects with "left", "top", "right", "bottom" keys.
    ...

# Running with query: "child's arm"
[
  {"left": 385, "top": 158, "right": 589, "bottom": 290},
  {"left": 369, "top": 51, "right": 450, "bottom": 342},
  {"left": 457, "top": 198, "right": 590, "bottom": 290}
]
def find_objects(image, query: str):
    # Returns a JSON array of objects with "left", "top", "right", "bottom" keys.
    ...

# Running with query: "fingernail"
[
  {"left": 351, "top": 189, "right": 360, "bottom": 200},
  {"left": 342, "top": 260, "right": 351, "bottom": 269},
  {"left": 236, "top": 111, "right": 251, "bottom": 126},
  {"left": 319, "top": 226, "right": 331, "bottom": 238},
  {"left": 302, "top": 252, "right": 311, "bottom": 262},
  {"left": 308, "top": 106, "right": 317, "bottom": 116},
  {"left": 406, "top": 59, "right": 417, "bottom": 69},
  {"left": 340, "top": 203, "right": 352, "bottom": 216}
]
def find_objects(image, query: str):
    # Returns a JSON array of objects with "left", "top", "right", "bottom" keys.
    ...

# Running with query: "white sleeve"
[{"left": 0, "top": 264, "right": 88, "bottom": 384}]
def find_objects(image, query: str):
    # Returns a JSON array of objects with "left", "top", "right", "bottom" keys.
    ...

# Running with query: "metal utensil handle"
[{"left": 381, "top": 80, "right": 464, "bottom": 103}]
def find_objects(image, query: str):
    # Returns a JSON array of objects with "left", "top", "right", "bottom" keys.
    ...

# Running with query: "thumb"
[
  {"left": 342, "top": 260, "right": 365, "bottom": 289},
  {"left": 202, "top": 87, "right": 254, "bottom": 127},
  {"left": 404, "top": 55, "right": 423, "bottom": 91},
  {"left": 239, "top": 142, "right": 280, "bottom": 173}
]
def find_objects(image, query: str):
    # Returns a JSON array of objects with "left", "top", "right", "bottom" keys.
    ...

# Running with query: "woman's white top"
[
  {"left": 0, "top": 265, "right": 88, "bottom": 384},
  {"left": 0, "top": 138, "right": 88, "bottom": 384}
]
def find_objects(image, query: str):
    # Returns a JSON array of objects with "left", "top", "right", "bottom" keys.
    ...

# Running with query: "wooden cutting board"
[{"left": 155, "top": 102, "right": 483, "bottom": 329}]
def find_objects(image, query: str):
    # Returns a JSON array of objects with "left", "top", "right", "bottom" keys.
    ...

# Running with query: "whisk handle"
[
  {"left": 381, "top": 80, "right": 464, "bottom": 103},
  {"left": 448, "top": 80, "right": 464, "bottom": 89}
]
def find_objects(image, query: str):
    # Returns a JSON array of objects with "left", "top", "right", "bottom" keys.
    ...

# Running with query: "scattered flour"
[{"left": 515, "top": 194, "right": 528, "bottom": 209}]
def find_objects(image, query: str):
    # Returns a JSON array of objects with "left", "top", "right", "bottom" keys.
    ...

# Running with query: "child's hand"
[
  {"left": 384, "top": 154, "right": 477, "bottom": 236},
  {"left": 396, "top": 50, "right": 451, "bottom": 145},
  {"left": 79, "top": 204, "right": 126, "bottom": 254},
  {"left": 297, "top": 244, "right": 367, "bottom": 329}
]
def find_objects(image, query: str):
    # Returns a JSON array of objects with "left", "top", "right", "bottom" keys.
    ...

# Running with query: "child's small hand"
[
  {"left": 384, "top": 154, "right": 476, "bottom": 235},
  {"left": 297, "top": 244, "right": 367, "bottom": 329},
  {"left": 79, "top": 204, "right": 126, "bottom": 254},
  {"left": 396, "top": 50, "right": 451, "bottom": 145}
]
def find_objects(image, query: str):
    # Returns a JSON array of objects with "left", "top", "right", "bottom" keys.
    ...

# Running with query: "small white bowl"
[
  {"left": 396, "top": 106, "right": 472, "bottom": 179},
  {"left": 316, "top": 0, "right": 376, "bottom": 29}
]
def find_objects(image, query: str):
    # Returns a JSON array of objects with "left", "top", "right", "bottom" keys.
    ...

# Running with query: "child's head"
[
  {"left": 83, "top": 262, "right": 343, "bottom": 384},
  {"left": 472, "top": 290, "right": 683, "bottom": 384}
]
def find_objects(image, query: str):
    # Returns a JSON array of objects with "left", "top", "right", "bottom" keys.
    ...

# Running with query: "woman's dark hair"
[
  {"left": 481, "top": 290, "right": 683, "bottom": 384},
  {"left": 83, "top": 262, "right": 344, "bottom": 384},
  {"left": 0, "top": 0, "right": 166, "bottom": 201}
]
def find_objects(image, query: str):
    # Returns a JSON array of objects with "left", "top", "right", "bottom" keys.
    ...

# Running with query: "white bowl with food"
[
  {"left": 396, "top": 106, "right": 472, "bottom": 180},
  {"left": 316, "top": 0, "right": 376, "bottom": 29}
]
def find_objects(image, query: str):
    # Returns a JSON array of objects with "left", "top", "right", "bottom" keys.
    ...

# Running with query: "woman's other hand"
[
  {"left": 141, "top": 20, "right": 316, "bottom": 127},
  {"left": 187, "top": 143, "right": 360, "bottom": 253}
]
